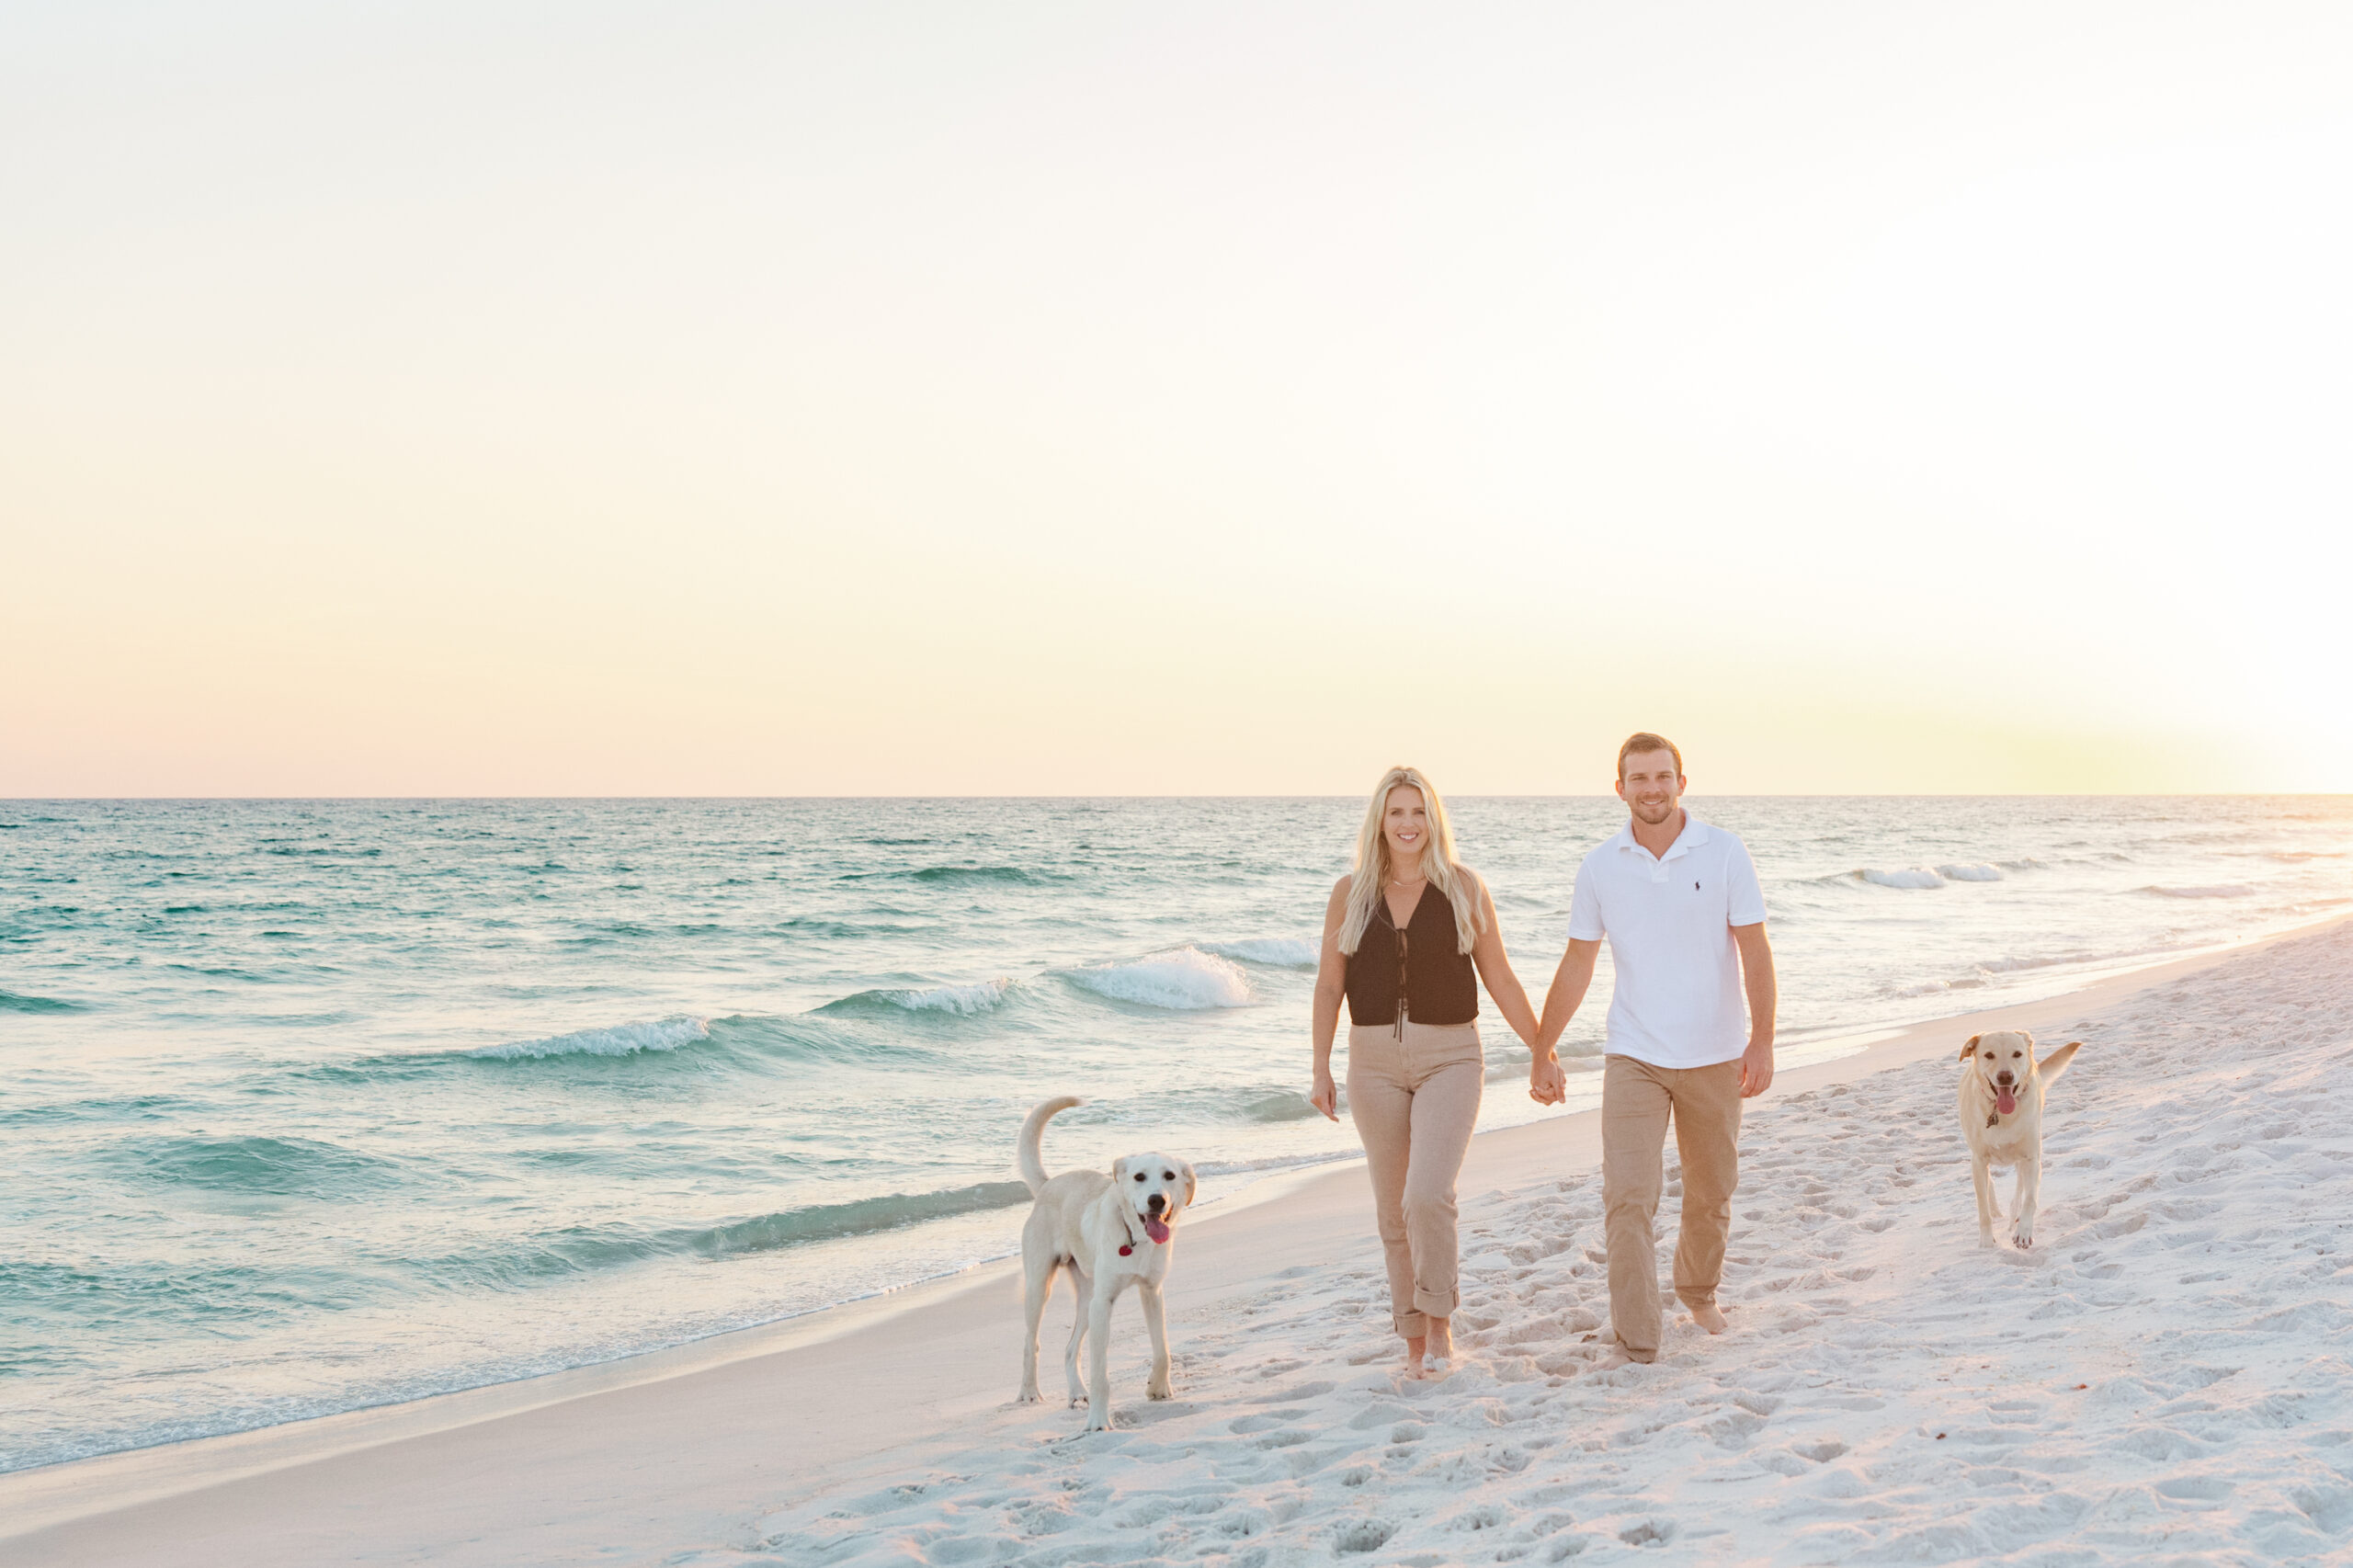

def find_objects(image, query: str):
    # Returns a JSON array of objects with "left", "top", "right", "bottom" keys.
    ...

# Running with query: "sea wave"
[
  {"left": 684, "top": 1181, "right": 1033, "bottom": 1256},
  {"left": 840, "top": 865, "right": 1049, "bottom": 886},
  {"left": 120, "top": 1134, "right": 404, "bottom": 1197},
  {"left": 1062, "top": 947, "right": 1254, "bottom": 1010},
  {"left": 469, "top": 1017, "right": 710, "bottom": 1060},
  {"left": 818, "top": 980, "right": 1012, "bottom": 1017},
  {"left": 1937, "top": 863, "right": 2004, "bottom": 882},
  {"left": 2140, "top": 884, "right": 2257, "bottom": 900},
  {"left": 1201, "top": 937, "right": 1319, "bottom": 969},
  {"left": 1140, "top": 1084, "right": 1327, "bottom": 1125},
  {"left": 0, "top": 988, "right": 85, "bottom": 1014},
  {"left": 1859, "top": 867, "right": 1945, "bottom": 889}
]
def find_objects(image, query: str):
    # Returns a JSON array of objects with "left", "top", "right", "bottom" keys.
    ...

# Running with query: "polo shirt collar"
[{"left": 1612, "top": 810, "right": 1711, "bottom": 862}]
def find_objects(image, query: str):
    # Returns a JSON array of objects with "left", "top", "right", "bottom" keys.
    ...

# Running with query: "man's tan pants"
[
  {"left": 1601, "top": 1053, "right": 1743, "bottom": 1363},
  {"left": 1347, "top": 1021, "right": 1483, "bottom": 1338}
]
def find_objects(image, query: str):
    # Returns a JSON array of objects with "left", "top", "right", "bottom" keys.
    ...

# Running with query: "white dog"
[
  {"left": 1958, "top": 1029, "right": 2082, "bottom": 1249},
  {"left": 1015, "top": 1096, "right": 1195, "bottom": 1432}
]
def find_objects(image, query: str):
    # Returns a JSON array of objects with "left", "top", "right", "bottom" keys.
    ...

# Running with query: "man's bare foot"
[
  {"left": 1598, "top": 1348, "right": 1643, "bottom": 1370},
  {"left": 1689, "top": 1301, "right": 1729, "bottom": 1335},
  {"left": 1404, "top": 1335, "right": 1427, "bottom": 1378}
]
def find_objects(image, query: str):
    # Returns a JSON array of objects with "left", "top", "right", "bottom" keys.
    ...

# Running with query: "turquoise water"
[{"left": 3, "top": 796, "right": 2348, "bottom": 1471}]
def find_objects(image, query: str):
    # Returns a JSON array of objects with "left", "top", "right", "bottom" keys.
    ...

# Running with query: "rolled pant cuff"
[{"left": 1413, "top": 1288, "right": 1458, "bottom": 1322}]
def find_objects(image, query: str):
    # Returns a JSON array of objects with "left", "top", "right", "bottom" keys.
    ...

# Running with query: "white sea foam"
[
  {"left": 878, "top": 981, "right": 1010, "bottom": 1015},
  {"left": 1063, "top": 947, "right": 1255, "bottom": 1010},
  {"left": 1859, "top": 867, "right": 1945, "bottom": 889},
  {"left": 1937, "top": 862, "right": 2005, "bottom": 881},
  {"left": 1201, "top": 937, "right": 1319, "bottom": 969},
  {"left": 2143, "top": 883, "right": 2257, "bottom": 899},
  {"left": 470, "top": 1017, "right": 710, "bottom": 1060}
]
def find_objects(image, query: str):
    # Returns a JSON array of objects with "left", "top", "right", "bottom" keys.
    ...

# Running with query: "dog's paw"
[
  {"left": 2013, "top": 1227, "right": 2035, "bottom": 1250},
  {"left": 1978, "top": 1231, "right": 1998, "bottom": 1249},
  {"left": 1083, "top": 1412, "right": 1115, "bottom": 1434},
  {"left": 1017, "top": 1387, "right": 1041, "bottom": 1404},
  {"left": 1146, "top": 1381, "right": 1173, "bottom": 1401}
]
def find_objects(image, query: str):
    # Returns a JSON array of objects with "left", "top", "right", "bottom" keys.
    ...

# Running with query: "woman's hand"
[
  {"left": 1309, "top": 1069, "right": 1339, "bottom": 1122},
  {"left": 1528, "top": 1053, "right": 1565, "bottom": 1107}
]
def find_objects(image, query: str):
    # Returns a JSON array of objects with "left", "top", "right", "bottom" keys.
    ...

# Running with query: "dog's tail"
[
  {"left": 1018, "top": 1096, "right": 1083, "bottom": 1195},
  {"left": 2037, "top": 1040, "right": 2083, "bottom": 1089}
]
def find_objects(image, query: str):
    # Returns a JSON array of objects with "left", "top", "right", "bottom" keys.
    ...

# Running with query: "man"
[{"left": 1529, "top": 733, "right": 1776, "bottom": 1366}]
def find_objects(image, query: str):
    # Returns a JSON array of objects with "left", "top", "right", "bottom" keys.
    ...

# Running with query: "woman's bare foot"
[{"left": 1421, "top": 1317, "right": 1454, "bottom": 1376}]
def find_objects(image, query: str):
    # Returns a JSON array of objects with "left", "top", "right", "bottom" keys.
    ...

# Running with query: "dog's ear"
[
  {"left": 1960, "top": 1034, "right": 1982, "bottom": 1061},
  {"left": 1179, "top": 1160, "right": 1197, "bottom": 1209},
  {"left": 1110, "top": 1155, "right": 1129, "bottom": 1185}
]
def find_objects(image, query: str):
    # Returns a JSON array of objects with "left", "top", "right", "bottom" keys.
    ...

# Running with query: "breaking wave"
[
  {"left": 1062, "top": 947, "right": 1255, "bottom": 1010},
  {"left": 817, "top": 980, "right": 1011, "bottom": 1017},
  {"left": 1937, "top": 863, "right": 2004, "bottom": 881},
  {"left": 1859, "top": 867, "right": 1946, "bottom": 889},
  {"left": 468, "top": 1017, "right": 710, "bottom": 1060}
]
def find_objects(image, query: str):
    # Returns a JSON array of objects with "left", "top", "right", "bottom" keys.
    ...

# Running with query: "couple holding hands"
[{"left": 1307, "top": 734, "right": 1778, "bottom": 1376}]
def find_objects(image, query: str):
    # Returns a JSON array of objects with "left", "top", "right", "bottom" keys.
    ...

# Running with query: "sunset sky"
[{"left": 6, "top": 2, "right": 2350, "bottom": 796}]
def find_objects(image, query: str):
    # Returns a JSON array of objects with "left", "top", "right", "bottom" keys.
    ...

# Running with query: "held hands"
[
  {"left": 1527, "top": 1053, "right": 1566, "bottom": 1107},
  {"left": 1738, "top": 1034, "right": 1775, "bottom": 1098},
  {"left": 1309, "top": 1069, "right": 1339, "bottom": 1122}
]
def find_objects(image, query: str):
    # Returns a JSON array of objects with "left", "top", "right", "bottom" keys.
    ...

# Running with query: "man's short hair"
[{"left": 1617, "top": 732, "right": 1683, "bottom": 780}]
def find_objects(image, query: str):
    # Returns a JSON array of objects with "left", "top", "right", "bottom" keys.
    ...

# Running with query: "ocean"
[{"left": 3, "top": 795, "right": 2347, "bottom": 1472}]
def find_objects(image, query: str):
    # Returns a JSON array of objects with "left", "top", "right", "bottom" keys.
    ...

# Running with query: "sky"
[{"left": 5, "top": 2, "right": 2350, "bottom": 796}]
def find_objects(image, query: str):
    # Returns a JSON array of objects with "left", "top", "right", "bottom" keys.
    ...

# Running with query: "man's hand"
[
  {"left": 1528, "top": 1054, "right": 1565, "bottom": 1106},
  {"left": 1738, "top": 1035, "right": 1774, "bottom": 1098}
]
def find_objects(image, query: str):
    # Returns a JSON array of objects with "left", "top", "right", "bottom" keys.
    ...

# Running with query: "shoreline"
[{"left": 6, "top": 907, "right": 2349, "bottom": 1564}]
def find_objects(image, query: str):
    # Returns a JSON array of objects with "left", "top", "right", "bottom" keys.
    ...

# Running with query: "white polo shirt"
[{"left": 1566, "top": 812, "right": 1768, "bottom": 1069}]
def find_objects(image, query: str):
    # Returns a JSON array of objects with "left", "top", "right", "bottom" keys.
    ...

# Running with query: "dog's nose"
[
  {"left": 1146, "top": 1193, "right": 1166, "bottom": 1213},
  {"left": 1995, "top": 1071, "right": 2015, "bottom": 1085}
]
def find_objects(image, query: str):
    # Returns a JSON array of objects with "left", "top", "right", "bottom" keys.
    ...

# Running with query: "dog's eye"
[
  {"left": 1163, "top": 1171, "right": 1174, "bottom": 1180},
  {"left": 1133, "top": 1172, "right": 1145, "bottom": 1181}
]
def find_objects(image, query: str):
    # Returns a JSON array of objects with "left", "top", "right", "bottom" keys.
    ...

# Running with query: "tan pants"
[
  {"left": 1601, "top": 1053, "right": 1743, "bottom": 1362},
  {"left": 1347, "top": 1021, "right": 1483, "bottom": 1337}
]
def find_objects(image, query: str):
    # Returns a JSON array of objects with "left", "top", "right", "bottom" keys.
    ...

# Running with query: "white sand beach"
[{"left": 7, "top": 917, "right": 2351, "bottom": 1567}]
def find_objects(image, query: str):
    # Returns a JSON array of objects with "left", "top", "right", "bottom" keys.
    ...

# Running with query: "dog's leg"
[
  {"left": 2014, "top": 1154, "right": 2040, "bottom": 1249},
  {"left": 1062, "top": 1265, "right": 1090, "bottom": 1407},
  {"left": 1971, "top": 1151, "right": 1997, "bottom": 1248},
  {"left": 1083, "top": 1283, "right": 1117, "bottom": 1432},
  {"left": 1018, "top": 1249, "right": 1051, "bottom": 1403},
  {"left": 1140, "top": 1280, "right": 1172, "bottom": 1401}
]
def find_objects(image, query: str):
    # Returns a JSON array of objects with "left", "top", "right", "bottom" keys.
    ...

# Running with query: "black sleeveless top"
[{"left": 1344, "top": 882, "right": 1479, "bottom": 1027}]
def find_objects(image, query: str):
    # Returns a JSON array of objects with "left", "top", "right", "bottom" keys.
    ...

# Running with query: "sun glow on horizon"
[{"left": 5, "top": 2, "right": 2351, "bottom": 797}]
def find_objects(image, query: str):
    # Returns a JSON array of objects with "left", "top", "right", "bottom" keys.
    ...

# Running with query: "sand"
[{"left": 6, "top": 918, "right": 2351, "bottom": 1566}]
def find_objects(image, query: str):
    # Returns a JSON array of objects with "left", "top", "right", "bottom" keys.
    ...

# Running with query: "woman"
[{"left": 1309, "top": 765, "right": 1543, "bottom": 1378}]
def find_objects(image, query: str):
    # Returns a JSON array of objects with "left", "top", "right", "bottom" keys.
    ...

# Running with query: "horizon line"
[{"left": 8, "top": 791, "right": 2351, "bottom": 804}]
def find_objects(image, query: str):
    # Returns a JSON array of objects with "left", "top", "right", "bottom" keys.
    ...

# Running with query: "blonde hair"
[{"left": 1336, "top": 765, "right": 1485, "bottom": 957}]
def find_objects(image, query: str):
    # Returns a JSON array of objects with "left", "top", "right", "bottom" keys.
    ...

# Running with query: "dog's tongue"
[
  {"left": 1995, "top": 1086, "right": 2018, "bottom": 1117},
  {"left": 1143, "top": 1216, "right": 1170, "bottom": 1244}
]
